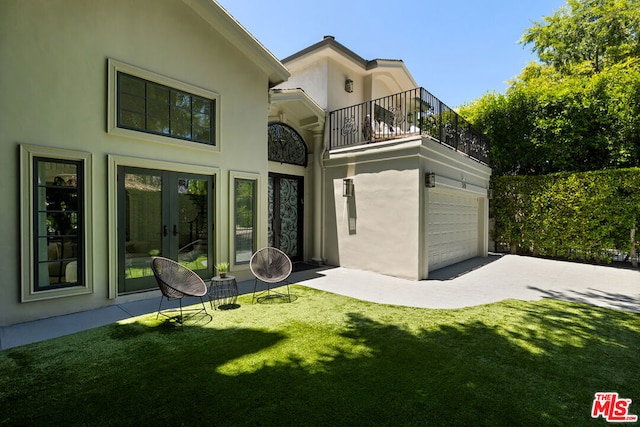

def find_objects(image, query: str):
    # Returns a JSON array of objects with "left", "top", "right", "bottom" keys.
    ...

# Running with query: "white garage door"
[{"left": 427, "top": 190, "right": 479, "bottom": 271}]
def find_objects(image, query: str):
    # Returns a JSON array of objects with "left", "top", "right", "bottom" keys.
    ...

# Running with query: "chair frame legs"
[
  {"left": 156, "top": 295, "right": 208, "bottom": 325},
  {"left": 252, "top": 279, "right": 291, "bottom": 304}
]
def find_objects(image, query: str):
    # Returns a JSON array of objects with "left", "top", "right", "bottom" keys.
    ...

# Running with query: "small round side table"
[{"left": 208, "top": 275, "right": 238, "bottom": 309}]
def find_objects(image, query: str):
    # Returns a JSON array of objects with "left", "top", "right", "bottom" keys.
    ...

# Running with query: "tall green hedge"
[{"left": 491, "top": 168, "right": 640, "bottom": 263}]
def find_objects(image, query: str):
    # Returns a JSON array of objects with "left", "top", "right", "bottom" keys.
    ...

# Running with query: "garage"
[{"left": 427, "top": 190, "right": 480, "bottom": 271}]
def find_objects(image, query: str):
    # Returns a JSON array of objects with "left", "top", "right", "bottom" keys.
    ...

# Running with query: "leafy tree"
[
  {"left": 521, "top": 0, "right": 640, "bottom": 73},
  {"left": 460, "top": 0, "right": 640, "bottom": 175}
]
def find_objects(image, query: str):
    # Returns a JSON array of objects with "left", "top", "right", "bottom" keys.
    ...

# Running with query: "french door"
[
  {"left": 117, "top": 167, "right": 214, "bottom": 294},
  {"left": 268, "top": 173, "right": 303, "bottom": 262}
]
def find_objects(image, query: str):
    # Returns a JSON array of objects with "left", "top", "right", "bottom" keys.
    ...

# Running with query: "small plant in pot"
[{"left": 215, "top": 262, "right": 229, "bottom": 278}]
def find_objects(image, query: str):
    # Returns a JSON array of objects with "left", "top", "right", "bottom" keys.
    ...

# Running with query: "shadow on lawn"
[
  {"left": 528, "top": 286, "right": 640, "bottom": 313},
  {"left": 2, "top": 300, "right": 639, "bottom": 426}
]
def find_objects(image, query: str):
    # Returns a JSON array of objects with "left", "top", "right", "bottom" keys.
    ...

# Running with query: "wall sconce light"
[
  {"left": 343, "top": 178, "right": 354, "bottom": 197},
  {"left": 345, "top": 79, "right": 354, "bottom": 93},
  {"left": 407, "top": 112, "right": 414, "bottom": 124},
  {"left": 487, "top": 188, "right": 493, "bottom": 199},
  {"left": 425, "top": 172, "right": 436, "bottom": 188}
]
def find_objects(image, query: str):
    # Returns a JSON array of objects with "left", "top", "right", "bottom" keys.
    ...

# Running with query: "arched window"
[{"left": 268, "top": 123, "right": 307, "bottom": 167}]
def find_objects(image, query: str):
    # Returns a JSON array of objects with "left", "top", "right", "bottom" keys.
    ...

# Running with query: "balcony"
[{"left": 329, "top": 87, "right": 489, "bottom": 165}]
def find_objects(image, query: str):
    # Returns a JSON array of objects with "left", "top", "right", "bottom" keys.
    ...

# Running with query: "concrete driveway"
[{"left": 297, "top": 254, "right": 640, "bottom": 313}]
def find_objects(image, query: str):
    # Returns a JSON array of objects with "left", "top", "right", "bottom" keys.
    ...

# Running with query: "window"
[
  {"left": 34, "top": 158, "right": 84, "bottom": 290},
  {"left": 234, "top": 178, "right": 257, "bottom": 264},
  {"left": 20, "top": 145, "right": 93, "bottom": 301},
  {"left": 107, "top": 59, "right": 220, "bottom": 149},
  {"left": 117, "top": 72, "right": 215, "bottom": 145}
]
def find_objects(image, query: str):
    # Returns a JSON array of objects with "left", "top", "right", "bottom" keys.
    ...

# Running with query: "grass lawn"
[{"left": 1, "top": 285, "right": 639, "bottom": 426}]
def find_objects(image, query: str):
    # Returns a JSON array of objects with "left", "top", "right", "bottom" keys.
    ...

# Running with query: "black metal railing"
[{"left": 329, "top": 87, "right": 489, "bottom": 165}]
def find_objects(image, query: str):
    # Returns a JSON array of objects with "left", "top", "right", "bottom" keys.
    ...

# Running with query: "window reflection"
[
  {"left": 35, "top": 158, "right": 82, "bottom": 289},
  {"left": 234, "top": 178, "right": 256, "bottom": 264}
]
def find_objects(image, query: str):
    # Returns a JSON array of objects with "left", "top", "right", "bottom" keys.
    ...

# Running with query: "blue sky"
[{"left": 216, "top": 0, "right": 567, "bottom": 107}]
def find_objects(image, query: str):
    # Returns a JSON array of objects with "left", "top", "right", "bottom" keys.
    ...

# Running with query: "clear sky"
[{"left": 216, "top": 0, "right": 567, "bottom": 108}]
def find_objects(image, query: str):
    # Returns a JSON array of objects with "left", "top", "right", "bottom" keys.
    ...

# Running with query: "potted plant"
[{"left": 215, "top": 262, "right": 229, "bottom": 278}]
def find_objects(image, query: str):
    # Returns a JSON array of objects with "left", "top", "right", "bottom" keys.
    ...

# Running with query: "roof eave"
[{"left": 282, "top": 36, "right": 368, "bottom": 69}]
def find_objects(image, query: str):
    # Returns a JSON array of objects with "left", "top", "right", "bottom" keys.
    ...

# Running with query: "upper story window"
[
  {"left": 117, "top": 72, "right": 215, "bottom": 145},
  {"left": 107, "top": 59, "right": 220, "bottom": 149}
]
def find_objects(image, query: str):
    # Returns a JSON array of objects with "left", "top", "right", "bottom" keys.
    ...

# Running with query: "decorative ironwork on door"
[
  {"left": 268, "top": 174, "right": 303, "bottom": 261},
  {"left": 268, "top": 123, "right": 307, "bottom": 167}
]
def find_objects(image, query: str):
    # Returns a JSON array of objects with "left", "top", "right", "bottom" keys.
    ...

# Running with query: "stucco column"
[{"left": 312, "top": 130, "right": 324, "bottom": 264}]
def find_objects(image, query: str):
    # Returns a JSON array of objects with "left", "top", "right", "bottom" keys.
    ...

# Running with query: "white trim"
[
  {"left": 106, "top": 58, "right": 221, "bottom": 152},
  {"left": 19, "top": 144, "right": 94, "bottom": 302},
  {"left": 107, "top": 155, "right": 220, "bottom": 299}
]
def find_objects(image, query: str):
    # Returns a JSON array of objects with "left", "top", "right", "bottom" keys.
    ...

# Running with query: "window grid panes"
[
  {"left": 117, "top": 72, "right": 215, "bottom": 145},
  {"left": 234, "top": 178, "right": 256, "bottom": 264},
  {"left": 33, "top": 158, "right": 83, "bottom": 290}
]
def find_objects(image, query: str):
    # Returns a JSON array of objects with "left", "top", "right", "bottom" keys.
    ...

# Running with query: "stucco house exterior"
[
  {"left": 271, "top": 36, "right": 492, "bottom": 280},
  {"left": 0, "top": 0, "right": 490, "bottom": 329},
  {"left": 1, "top": 0, "right": 289, "bottom": 326}
]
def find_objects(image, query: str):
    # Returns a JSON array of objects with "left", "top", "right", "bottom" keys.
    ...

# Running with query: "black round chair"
[
  {"left": 250, "top": 247, "right": 292, "bottom": 303},
  {"left": 151, "top": 257, "right": 208, "bottom": 324}
]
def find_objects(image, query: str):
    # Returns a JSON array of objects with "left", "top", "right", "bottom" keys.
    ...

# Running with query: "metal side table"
[{"left": 208, "top": 275, "right": 238, "bottom": 309}]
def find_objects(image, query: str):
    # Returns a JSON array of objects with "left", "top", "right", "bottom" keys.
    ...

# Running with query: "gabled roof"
[
  {"left": 282, "top": 35, "right": 405, "bottom": 71},
  {"left": 183, "top": 0, "right": 290, "bottom": 87},
  {"left": 281, "top": 36, "right": 417, "bottom": 88}
]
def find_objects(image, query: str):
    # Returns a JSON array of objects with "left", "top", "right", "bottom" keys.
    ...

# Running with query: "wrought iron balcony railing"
[{"left": 329, "top": 87, "right": 489, "bottom": 165}]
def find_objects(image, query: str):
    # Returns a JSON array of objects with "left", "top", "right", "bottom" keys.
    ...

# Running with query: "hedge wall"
[{"left": 491, "top": 168, "right": 640, "bottom": 263}]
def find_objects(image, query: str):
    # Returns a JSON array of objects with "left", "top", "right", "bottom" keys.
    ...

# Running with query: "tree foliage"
[
  {"left": 460, "top": 0, "right": 640, "bottom": 176},
  {"left": 521, "top": 0, "right": 640, "bottom": 74},
  {"left": 491, "top": 168, "right": 640, "bottom": 262}
]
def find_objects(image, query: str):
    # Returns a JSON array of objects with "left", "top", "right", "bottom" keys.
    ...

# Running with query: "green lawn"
[{"left": 1, "top": 285, "right": 638, "bottom": 426}]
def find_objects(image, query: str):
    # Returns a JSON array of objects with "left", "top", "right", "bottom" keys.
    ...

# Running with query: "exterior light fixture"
[
  {"left": 345, "top": 79, "right": 354, "bottom": 93},
  {"left": 407, "top": 112, "right": 414, "bottom": 124},
  {"left": 425, "top": 172, "right": 435, "bottom": 188},
  {"left": 343, "top": 178, "right": 354, "bottom": 197}
]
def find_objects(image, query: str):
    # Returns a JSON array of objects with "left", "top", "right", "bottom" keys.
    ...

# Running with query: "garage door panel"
[{"left": 427, "top": 190, "right": 479, "bottom": 271}]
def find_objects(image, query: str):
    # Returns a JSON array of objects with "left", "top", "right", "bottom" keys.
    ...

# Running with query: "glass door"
[
  {"left": 268, "top": 173, "right": 303, "bottom": 262},
  {"left": 117, "top": 167, "right": 213, "bottom": 294}
]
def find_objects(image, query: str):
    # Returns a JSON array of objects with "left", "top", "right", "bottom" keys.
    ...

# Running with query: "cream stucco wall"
[
  {"left": 0, "top": 0, "right": 281, "bottom": 325},
  {"left": 279, "top": 59, "right": 330, "bottom": 110},
  {"left": 324, "top": 137, "right": 491, "bottom": 280},
  {"left": 325, "top": 162, "right": 421, "bottom": 279},
  {"left": 278, "top": 43, "right": 417, "bottom": 114}
]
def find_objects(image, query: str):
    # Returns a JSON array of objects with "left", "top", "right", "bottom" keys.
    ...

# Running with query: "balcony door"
[
  {"left": 117, "top": 166, "right": 214, "bottom": 294},
  {"left": 268, "top": 173, "right": 303, "bottom": 262}
]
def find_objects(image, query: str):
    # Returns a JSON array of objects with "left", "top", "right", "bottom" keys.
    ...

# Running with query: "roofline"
[
  {"left": 282, "top": 36, "right": 368, "bottom": 67},
  {"left": 183, "top": 0, "right": 290, "bottom": 87},
  {"left": 282, "top": 36, "right": 408, "bottom": 72}
]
